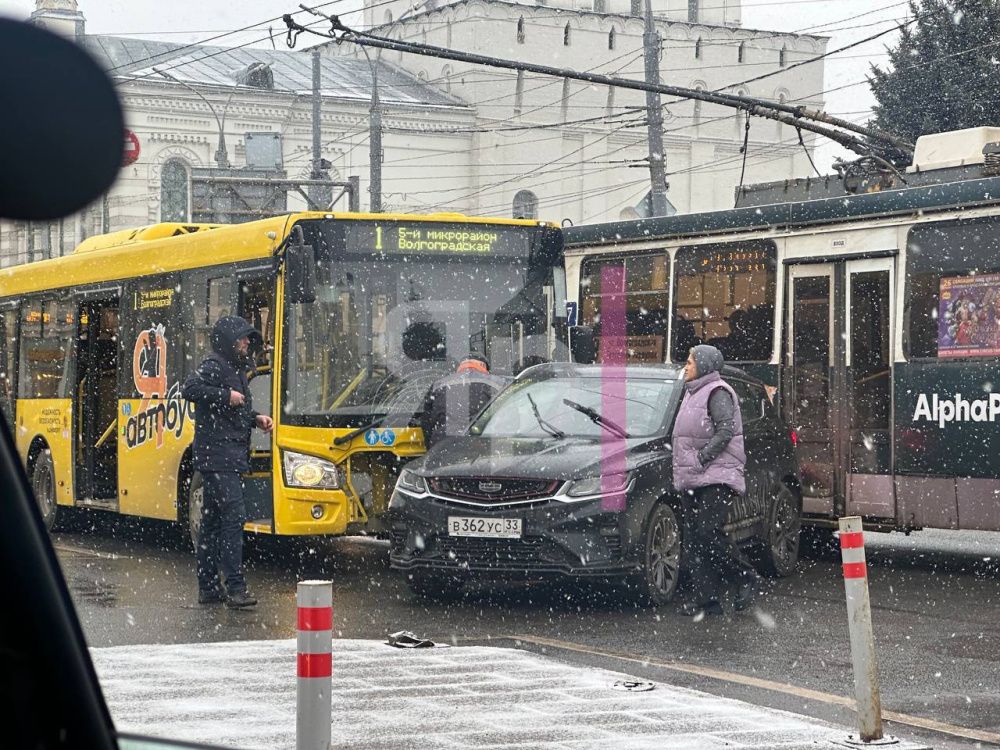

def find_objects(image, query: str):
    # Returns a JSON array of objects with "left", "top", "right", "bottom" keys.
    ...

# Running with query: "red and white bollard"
[
  {"left": 838, "top": 517, "right": 896, "bottom": 746},
  {"left": 297, "top": 581, "right": 333, "bottom": 750}
]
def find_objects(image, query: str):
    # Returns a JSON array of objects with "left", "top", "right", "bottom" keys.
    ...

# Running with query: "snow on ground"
[{"left": 90, "top": 638, "right": 902, "bottom": 750}]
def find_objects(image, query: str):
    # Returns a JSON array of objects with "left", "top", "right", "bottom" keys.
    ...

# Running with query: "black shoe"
[
  {"left": 225, "top": 591, "right": 258, "bottom": 609},
  {"left": 735, "top": 574, "right": 758, "bottom": 612},
  {"left": 198, "top": 587, "right": 226, "bottom": 604},
  {"left": 680, "top": 601, "right": 723, "bottom": 617}
]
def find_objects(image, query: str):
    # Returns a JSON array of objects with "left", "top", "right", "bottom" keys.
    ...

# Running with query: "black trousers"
[
  {"left": 682, "top": 484, "right": 755, "bottom": 605},
  {"left": 196, "top": 472, "right": 248, "bottom": 595}
]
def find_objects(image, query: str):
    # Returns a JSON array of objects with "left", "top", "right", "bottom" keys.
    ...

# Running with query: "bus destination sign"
[
  {"left": 343, "top": 222, "right": 534, "bottom": 258},
  {"left": 696, "top": 247, "right": 771, "bottom": 275}
]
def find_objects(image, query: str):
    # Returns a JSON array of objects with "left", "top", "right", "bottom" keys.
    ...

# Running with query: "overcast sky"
[{"left": 1, "top": 0, "right": 910, "bottom": 168}]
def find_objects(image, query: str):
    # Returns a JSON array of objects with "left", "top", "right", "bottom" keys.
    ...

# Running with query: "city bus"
[
  {"left": 0, "top": 212, "right": 565, "bottom": 541},
  {"left": 563, "top": 128, "right": 1000, "bottom": 536}
]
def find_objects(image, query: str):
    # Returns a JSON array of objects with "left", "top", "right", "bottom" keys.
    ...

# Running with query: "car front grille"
[
  {"left": 429, "top": 476, "right": 560, "bottom": 503},
  {"left": 434, "top": 535, "right": 566, "bottom": 567}
]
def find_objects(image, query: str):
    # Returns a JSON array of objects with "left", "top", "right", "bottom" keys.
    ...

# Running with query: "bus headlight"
[{"left": 283, "top": 451, "right": 341, "bottom": 489}]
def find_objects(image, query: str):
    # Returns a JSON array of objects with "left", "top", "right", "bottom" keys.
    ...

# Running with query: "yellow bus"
[{"left": 0, "top": 212, "right": 565, "bottom": 542}]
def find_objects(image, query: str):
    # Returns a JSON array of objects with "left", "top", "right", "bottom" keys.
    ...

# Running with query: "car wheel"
[
  {"left": 761, "top": 483, "right": 801, "bottom": 577},
  {"left": 188, "top": 471, "right": 204, "bottom": 551},
  {"left": 32, "top": 449, "right": 58, "bottom": 532},
  {"left": 634, "top": 503, "right": 682, "bottom": 607},
  {"left": 405, "top": 570, "right": 466, "bottom": 602}
]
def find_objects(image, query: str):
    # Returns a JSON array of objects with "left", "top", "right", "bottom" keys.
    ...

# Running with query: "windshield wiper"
[
  {"left": 333, "top": 417, "right": 384, "bottom": 446},
  {"left": 526, "top": 393, "right": 565, "bottom": 439},
  {"left": 562, "top": 398, "right": 631, "bottom": 439}
]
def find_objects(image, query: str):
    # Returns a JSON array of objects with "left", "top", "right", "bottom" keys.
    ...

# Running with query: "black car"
[{"left": 387, "top": 363, "right": 801, "bottom": 606}]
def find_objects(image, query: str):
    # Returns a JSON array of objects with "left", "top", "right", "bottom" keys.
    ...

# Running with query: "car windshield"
[{"left": 471, "top": 375, "right": 680, "bottom": 439}]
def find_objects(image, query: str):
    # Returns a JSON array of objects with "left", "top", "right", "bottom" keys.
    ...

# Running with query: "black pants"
[
  {"left": 196, "top": 472, "right": 247, "bottom": 595},
  {"left": 683, "top": 484, "right": 755, "bottom": 605}
]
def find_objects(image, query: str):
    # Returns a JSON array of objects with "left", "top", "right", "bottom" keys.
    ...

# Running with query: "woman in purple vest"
[{"left": 672, "top": 344, "right": 758, "bottom": 617}]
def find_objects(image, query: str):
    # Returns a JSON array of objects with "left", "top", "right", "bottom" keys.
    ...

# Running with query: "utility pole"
[
  {"left": 357, "top": 46, "right": 383, "bottom": 213},
  {"left": 642, "top": 0, "right": 669, "bottom": 217},
  {"left": 309, "top": 49, "right": 325, "bottom": 209}
]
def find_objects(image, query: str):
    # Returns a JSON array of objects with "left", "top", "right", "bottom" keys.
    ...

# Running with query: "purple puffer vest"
[{"left": 671, "top": 371, "right": 746, "bottom": 495}]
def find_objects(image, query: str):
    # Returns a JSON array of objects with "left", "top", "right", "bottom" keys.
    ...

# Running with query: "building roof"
[
  {"left": 84, "top": 35, "right": 466, "bottom": 109},
  {"left": 374, "top": 0, "right": 828, "bottom": 43}
]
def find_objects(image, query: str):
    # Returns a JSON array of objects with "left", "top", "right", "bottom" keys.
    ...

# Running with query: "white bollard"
[
  {"left": 838, "top": 517, "right": 895, "bottom": 746},
  {"left": 297, "top": 581, "right": 333, "bottom": 750}
]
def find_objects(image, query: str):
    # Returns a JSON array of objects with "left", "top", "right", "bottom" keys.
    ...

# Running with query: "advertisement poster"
[{"left": 938, "top": 274, "right": 1000, "bottom": 357}]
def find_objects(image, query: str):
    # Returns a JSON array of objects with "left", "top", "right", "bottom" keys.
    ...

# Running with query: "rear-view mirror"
[
  {"left": 285, "top": 243, "right": 317, "bottom": 304},
  {"left": 570, "top": 326, "right": 596, "bottom": 364},
  {"left": 0, "top": 18, "right": 124, "bottom": 220}
]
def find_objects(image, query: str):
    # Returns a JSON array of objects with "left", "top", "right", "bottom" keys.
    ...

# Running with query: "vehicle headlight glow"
[
  {"left": 283, "top": 450, "right": 340, "bottom": 489},
  {"left": 396, "top": 470, "right": 428, "bottom": 494},
  {"left": 565, "top": 472, "right": 632, "bottom": 498}
]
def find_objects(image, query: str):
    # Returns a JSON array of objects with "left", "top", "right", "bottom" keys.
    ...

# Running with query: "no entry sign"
[{"left": 122, "top": 130, "right": 140, "bottom": 167}]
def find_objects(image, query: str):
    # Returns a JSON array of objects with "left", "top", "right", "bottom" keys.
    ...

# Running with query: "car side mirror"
[
  {"left": 285, "top": 242, "right": 317, "bottom": 304},
  {"left": 570, "top": 326, "right": 596, "bottom": 364}
]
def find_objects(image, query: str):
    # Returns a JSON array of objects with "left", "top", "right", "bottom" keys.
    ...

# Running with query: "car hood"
[{"left": 411, "top": 434, "right": 667, "bottom": 481}]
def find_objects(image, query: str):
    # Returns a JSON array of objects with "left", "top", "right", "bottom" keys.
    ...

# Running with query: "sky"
[{"left": 0, "top": 0, "right": 912, "bottom": 169}]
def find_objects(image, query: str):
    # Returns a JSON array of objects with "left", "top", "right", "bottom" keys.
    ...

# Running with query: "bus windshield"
[{"left": 282, "top": 220, "right": 563, "bottom": 428}]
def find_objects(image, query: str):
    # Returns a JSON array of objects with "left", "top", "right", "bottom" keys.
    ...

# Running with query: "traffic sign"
[{"left": 122, "top": 130, "right": 140, "bottom": 167}]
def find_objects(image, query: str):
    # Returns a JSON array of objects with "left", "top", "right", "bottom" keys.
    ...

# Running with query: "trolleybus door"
[
  {"left": 844, "top": 258, "right": 895, "bottom": 519},
  {"left": 784, "top": 264, "right": 837, "bottom": 516}
]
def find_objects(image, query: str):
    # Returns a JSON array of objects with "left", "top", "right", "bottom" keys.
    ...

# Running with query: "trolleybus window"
[
  {"left": 670, "top": 240, "right": 776, "bottom": 362},
  {"left": 906, "top": 219, "right": 1000, "bottom": 359},
  {"left": 580, "top": 254, "right": 670, "bottom": 363}
]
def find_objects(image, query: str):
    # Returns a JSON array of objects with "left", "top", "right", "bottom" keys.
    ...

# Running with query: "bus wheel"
[
  {"left": 32, "top": 450, "right": 58, "bottom": 532},
  {"left": 632, "top": 503, "right": 682, "bottom": 607},
  {"left": 761, "top": 483, "right": 801, "bottom": 577},
  {"left": 187, "top": 471, "right": 205, "bottom": 551}
]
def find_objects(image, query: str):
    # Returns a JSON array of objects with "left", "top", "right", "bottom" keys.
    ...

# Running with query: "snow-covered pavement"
[{"left": 91, "top": 639, "right": 930, "bottom": 749}]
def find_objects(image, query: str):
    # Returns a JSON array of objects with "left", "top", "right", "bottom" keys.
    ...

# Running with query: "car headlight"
[
  {"left": 396, "top": 469, "right": 428, "bottom": 495},
  {"left": 564, "top": 472, "right": 632, "bottom": 499},
  {"left": 283, "top": 450, "right": 340, "bottom": 489}
]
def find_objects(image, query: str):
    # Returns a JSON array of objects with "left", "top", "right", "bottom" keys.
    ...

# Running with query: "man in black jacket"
[
  {"left": 420, "top": 355, "right": 506, "bottom": 448},
  {"left": 183, "top": 316, "right": 273, "bottom": 609}
]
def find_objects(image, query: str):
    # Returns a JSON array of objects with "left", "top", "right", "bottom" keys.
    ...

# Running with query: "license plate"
[{"left": 447, "top": 516, "right": 522, "bottom": 538}]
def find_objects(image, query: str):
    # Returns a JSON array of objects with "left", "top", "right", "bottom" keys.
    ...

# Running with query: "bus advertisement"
[{"left": 0, "top": 212, "right": 565, "bottom": 542}]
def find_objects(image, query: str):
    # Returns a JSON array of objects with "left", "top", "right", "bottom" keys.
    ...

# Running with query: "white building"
[
  {"left": 1, "top": 0, "right": 827, "bottom": 265},
  {"left": 330, "top": 0, "right": 827, "bottom": 223},
  {"left": 1, "top": 0, "right": 476, "bottom": 266}
]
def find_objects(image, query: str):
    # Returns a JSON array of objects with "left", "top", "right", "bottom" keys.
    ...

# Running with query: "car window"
[{"left": 728, "top": 379, "right": 765, "bottom": 426}]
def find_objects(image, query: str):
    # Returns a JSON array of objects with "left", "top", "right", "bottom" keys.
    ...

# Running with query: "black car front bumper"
[{"left": 387, "top": 487, "right": 641, "bottom": 578}]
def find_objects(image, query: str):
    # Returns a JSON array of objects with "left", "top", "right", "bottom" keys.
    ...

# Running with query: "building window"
[
  {"left": 688, "top": 0, "right": 698, "bottom": 22},
  {"left": 695, "top": 37, "right": 702, "bottom": 59},
  {"left": 160, "top": 159, "right": 188, "bottom": 222},
  {"left": 594, "top": 0, "right": 606, "bottom": 12},
  {"left": 517, "top": 16, "right": 525, "bottom": 44},
  {"left": 693, "top": 87, "right": 703, "bottom": 126},
  {"left": 514, "top": 70, "right": 524, "bottom": 115},
  {"left": 512, "top": 190, "right": 538, "bottom": 220},
  {"left": 446, "top": 20, "right": 452, "bottom": 47},
  {"left": 564, "top": 23, "right": 571, "bottom": 46},
  {"left": 738, "top": 42, "right": 746, "bottom": 63},
  {"left": 384, "top": 10, "right": 393, "bottom": 23},
  {"left": 605, "top": 86, "right": 615, "bottom": 117},
  {"left": 561, "top": 78, "right": 570, "bottom": 121},
  {"left": 779, "top": 45, "right": 787, "bottom": 67},
  {"left": 441, "top": 64, "right": 453, "bottom": 93},
  {"left": 608, "top": 27, "right": 616, "bottom": 50}
]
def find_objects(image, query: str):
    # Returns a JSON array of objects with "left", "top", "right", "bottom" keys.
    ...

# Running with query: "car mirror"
[{"left": 0, "top": 18, "right": 124, "bottom": 220}]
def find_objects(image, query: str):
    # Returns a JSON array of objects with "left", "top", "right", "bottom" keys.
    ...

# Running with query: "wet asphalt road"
[{"left": 53, "top": 514, "right": 1000, "bottom": 749}]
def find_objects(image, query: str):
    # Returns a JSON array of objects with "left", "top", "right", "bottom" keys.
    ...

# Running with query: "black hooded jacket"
[{"left": 182, "top": 316, "right": 262, "bottom": 473}]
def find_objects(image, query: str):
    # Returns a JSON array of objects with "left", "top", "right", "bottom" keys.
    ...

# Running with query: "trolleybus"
[
  {"left": 564, "top": 127, "right": 1000, "bottom": 535},
  {"left": 0, "top": 212, "right": 565, "bottom": 541}
]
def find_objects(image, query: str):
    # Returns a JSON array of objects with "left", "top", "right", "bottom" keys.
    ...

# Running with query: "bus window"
[
  {"left": 19, "top": 298, "right": 75, "bottom": 399},
  {"left": 671, "top": 240, "right": 776, "bottom": 362},
  {"left": 186, "top": 273, "right": 237, "bottom": 373},
  {"left": 239, "top": 276, "right": 274, "bottom": 369},
  {"left": 0, "top": 307, "right": 18, "bottom": 427},
  {"left": 580, "top": 253, "right": 670, "bottom": 363},
  {"left": 906, "top": 220, "right": 1000, "bottom": 359}
]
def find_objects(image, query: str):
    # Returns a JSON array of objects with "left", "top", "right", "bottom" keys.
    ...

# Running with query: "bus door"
[
  {"left": 784, "top": 259, "right": 895, "bottom": 521},
  {"left": 75, "top": 294, "right": 121, "bottom": 506}
]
